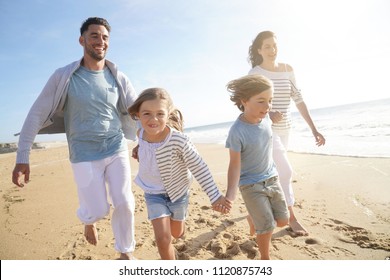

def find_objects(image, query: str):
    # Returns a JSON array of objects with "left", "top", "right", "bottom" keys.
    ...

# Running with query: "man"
[{"left": 12, "top": 17, "right": 137, "bottom": 260}]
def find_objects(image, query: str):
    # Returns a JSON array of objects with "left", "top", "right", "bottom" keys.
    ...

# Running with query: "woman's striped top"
[{"left": 249, "top": 65, "right": 304, "bottom": 131}]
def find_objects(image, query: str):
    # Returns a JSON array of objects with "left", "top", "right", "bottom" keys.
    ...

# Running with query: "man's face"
[{"left": 80, "top": 24, "right": 109, "bottom": 61}]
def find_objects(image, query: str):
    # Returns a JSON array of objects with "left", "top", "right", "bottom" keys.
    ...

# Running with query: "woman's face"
[{"left": 257, "top": 36, "right": 278, "bottom": 63}]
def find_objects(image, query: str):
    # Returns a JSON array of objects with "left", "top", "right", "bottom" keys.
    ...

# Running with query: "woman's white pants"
[
  {"left": 71, "top": 150, "right": 135, "bottom": 253},
  {"left": 272, "top": 129, "right": 295, "bottom": 207}
]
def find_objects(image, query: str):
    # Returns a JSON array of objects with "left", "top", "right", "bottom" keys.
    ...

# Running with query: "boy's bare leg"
[
  {"left": 246, "top": 215, "right": 256, "bottom": 236},
  {"left": 84, "top": 224, "right": 98, "bottom": 245},
  {"left": 256, "top": 231, "right": 273, "bottom": 260},
  {"left": 288, "top": 206, "right": 308, "bottom": 236}
]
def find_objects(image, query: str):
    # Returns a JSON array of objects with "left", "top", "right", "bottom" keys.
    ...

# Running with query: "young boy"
[{"left": 224, "top": 74, "right": 289, "bottom": 260}]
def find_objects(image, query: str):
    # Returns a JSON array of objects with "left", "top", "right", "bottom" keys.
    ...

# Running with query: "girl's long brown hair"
[{"left": 128, "top": 88, "right": 184, "bottom": 132}]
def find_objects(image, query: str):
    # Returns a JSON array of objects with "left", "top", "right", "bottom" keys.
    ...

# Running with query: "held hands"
[
  {"left": 212, "top": 195, "right": 232, "bottom": 214},
  {"left": 12, "top": 163, "right": 30, "bottom": 187}
]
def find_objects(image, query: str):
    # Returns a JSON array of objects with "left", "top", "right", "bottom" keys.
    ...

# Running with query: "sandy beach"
[{"left": 0, "top": 142, "right": 389, "bottom": 260}]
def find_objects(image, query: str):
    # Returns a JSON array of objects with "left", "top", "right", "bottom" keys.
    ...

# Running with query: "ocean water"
[{"left": 184, "top": 98, "right": 390, "bottom": 158}]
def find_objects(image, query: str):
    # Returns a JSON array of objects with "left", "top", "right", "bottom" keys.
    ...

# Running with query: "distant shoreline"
[
  {"left": 1, "top": 141, "right": 389, "bottom": 159},
  {"left": 0, "top": 142, "right": 67, "bottom": 154}
]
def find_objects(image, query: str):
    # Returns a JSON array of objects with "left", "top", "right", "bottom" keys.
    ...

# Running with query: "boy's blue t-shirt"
[{"left": 225, "top": 114, "right": 277, "bottom": 186}]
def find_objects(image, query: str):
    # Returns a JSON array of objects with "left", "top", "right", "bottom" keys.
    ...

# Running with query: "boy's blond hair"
[{"left": 227, "top": 74, "right": 273, "bottom": 112}]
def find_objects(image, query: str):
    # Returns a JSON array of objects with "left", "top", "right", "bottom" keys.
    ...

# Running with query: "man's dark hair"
[{"left": 80, "top": 17, "right": 111, "bottom": 35}]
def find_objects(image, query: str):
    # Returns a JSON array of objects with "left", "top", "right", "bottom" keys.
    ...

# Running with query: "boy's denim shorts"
[
  {"left": 240, "top": 176, "right": 289, "bottom": 235},
  {"left": 144, "top": 192, "right": 189, "bottom": 221}
]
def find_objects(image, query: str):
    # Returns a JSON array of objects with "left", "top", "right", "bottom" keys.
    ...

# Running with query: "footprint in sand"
[
  {"left": 58, "top": 234, "right": 90, "bottom": 260},
  {"left": 3, "top": 189, "right": 26, "bottom": 214},
  {"left": 325, "top": 218, "right": 390, "bottom": 251},
  {"left": 239, "top": 240, "right": 259, "bottom": 259},
  {"left": 305, "top": 237, "right": 322, "bottom": 245},
  {"left": 205, "top": 232, "right": 259, "bottom": 259},
  {"left": 300, "top": 236, "right": 355, "bottom": 259},
  {"left": 174, "top": 242, "right": 191, "bottom": 260}
]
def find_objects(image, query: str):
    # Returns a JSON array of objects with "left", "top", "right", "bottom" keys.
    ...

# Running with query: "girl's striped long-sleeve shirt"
[{"left": 155, "top": 129, "right": 222, "bottom": 204}]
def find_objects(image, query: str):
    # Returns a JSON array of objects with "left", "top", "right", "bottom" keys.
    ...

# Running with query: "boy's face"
[{"left": 241, "top": 89, "right": 273, "bottom": 122}]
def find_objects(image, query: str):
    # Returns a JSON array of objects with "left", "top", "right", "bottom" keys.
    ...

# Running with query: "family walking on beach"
[{"left": 11, "top": 17, "right": 325, "bottom": 260}]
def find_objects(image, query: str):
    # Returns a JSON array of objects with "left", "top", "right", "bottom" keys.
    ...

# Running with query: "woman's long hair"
[{"left": 248, "top": 31, "right": 275, "bottom": 68}]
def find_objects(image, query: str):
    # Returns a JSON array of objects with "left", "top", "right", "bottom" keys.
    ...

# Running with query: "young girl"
[
  {"left": 128, "top": 87, "right": 231, "bottom": 260},
  {"left": 248, "top": 31, "right": 326, "bottom": 236},
  {"left": 224, "top": 74, "right": 289, "bottom": 260}
]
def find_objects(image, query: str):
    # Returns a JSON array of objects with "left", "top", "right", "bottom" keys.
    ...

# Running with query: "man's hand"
[
  {"left": 12, "top": 163, "right": 30, "bottom": 187},
  {"left": 132, "top": 144, "right": 139, "bottom": 161}
]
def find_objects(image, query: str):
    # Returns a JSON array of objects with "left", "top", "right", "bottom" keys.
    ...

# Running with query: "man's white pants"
[{"left": 71, "top": 150, "right": 135, "bottom": 253}]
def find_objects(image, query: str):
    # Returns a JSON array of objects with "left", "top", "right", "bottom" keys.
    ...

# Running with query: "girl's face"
[
  {"left": 257, "top": 36, "right": 278, "bottom": 63},
  {"left": 137, "top": 98, "right": 169, "bottom": 138},
  {"left": 241, "top": 89, "right": 273, "bottom": 123}
]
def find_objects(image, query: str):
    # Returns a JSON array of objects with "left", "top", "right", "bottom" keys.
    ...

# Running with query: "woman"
[{"left": 248, "top": 31, "right": 325, "bottom": 236}]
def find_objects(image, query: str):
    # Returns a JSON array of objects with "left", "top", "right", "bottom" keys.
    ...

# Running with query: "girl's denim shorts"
[{"left": 144, "top": 192, "right": 189, "bottom": 221}]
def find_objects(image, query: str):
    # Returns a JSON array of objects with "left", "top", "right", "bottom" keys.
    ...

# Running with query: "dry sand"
[{"left": 0, "top": 142, "right": 389, "bottom": 260}]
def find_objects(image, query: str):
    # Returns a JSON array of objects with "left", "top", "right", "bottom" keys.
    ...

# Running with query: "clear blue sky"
[{"left": 1, "top": 0, "right": 389, "bottom": 143}]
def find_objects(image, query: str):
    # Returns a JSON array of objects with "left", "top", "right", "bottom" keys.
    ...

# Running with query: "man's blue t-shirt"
[{"left": 64, "top": 66, "right": 126, "bottom": 163}]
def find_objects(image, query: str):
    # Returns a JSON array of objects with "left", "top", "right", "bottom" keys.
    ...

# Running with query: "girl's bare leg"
[
  {"left": 170, "top": 219, "right": 185, "bottom": 239},
  {"left": 151, "top": 217, "right": 176, "bottom": 260}
]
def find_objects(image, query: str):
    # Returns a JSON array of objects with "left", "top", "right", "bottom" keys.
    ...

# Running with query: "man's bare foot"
[
  {"left": 289, "top": 219, "right": 308, "bottom": 236},
  {"left": 119, "top": 253, "right": 137, "bottom": 260},
  {"left": 247, "top": 215, "right": 256, "bottom": 236},
  {"left": 84, "top": 224, "right": 98, "bottom": 245}
]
